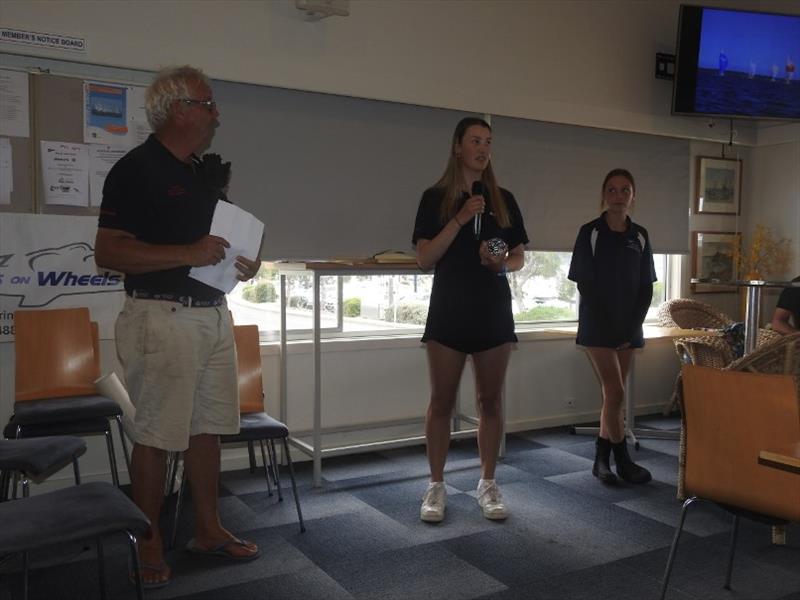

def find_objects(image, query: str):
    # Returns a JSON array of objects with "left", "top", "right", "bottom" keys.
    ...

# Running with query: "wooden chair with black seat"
[
  {"left": 5, "top": 307, "right": 130, "bottom": 487},
  {"left": 659, "top": 364, "right": 800, "bottom": 600},
  {"left": 170, "top": 324, "right": 305, "bottom": 547},
  {"left": 0, "top": 436, "right": 149, "bottom": 600}
]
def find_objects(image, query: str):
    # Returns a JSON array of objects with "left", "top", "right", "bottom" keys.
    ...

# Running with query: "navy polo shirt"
[{"left": 568, "top": 214, "right": 656, "bottom": 348}]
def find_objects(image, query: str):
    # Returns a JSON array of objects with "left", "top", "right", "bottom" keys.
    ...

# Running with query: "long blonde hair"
[{"left": 434, "top": 117, "right": 510, "bottom": 228}]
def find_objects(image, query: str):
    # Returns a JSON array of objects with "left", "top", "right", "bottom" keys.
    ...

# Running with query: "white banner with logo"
[{"left": 0, "top": 213, "right": 124, "bottom": 341}]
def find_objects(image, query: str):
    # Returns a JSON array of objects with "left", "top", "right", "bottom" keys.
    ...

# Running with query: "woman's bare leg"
[
  {"left": 471, "top": 343, "right": 512, "bottom": 480},
  {"left": 425, "top": 341, "right": 467, "bottom": 482}
]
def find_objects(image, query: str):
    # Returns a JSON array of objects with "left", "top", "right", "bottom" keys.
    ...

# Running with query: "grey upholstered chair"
[{"left": 0, "top": 436, "right": 150, "bottom": 600}]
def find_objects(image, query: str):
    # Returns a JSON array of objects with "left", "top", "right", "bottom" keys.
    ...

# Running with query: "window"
[{"left": 228, "top": 252, "right": 671, "bottom": 338}]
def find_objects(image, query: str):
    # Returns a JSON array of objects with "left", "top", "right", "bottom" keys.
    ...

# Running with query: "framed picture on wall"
[
  {"left": 691, "top": 231, "right": 741, "bottom": 293},
  {"left": 695, "top": 157, "right": 742, "bottom": 214}
]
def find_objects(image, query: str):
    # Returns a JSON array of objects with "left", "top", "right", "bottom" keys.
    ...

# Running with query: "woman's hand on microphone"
[{"left": 456, "top": 194, "right": 485, "bottom": 227}]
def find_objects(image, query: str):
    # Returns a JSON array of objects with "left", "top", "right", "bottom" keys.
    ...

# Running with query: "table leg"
[
  {"left": 313, "top": 273, "right": 322, "bottom": 487},
  {"left": 744, "top": 286, "right": 761, "bottom": 355},
  {"left": 280, "top": 275, "right": 288, "bottom": 426},
  {"left": 624, "top": 358, "right": 639, "bottom": 449}
]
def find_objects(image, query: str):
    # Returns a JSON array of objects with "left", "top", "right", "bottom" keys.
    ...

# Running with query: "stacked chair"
[
  {"left": 5, "top": 308, "right": 130, "bottom": 486},
  {"left": 170, "top": 324, "right": 305, "bottom": 547},
  {"left": 0, "top": 436, "right": 85, "bottom": 500},
  {"left": 0, "top": 436, "right": 149, "bottom": 600}
]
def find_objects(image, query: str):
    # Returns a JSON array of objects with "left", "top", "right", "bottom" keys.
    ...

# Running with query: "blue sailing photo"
[{"left": 695, "top": 9, "right": 800, "bottom": 118}]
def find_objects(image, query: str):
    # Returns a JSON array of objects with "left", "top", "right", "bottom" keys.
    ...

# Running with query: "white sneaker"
[
  {"left": 420, "top": 482, "right": 446, "bottom": 522},
  {"left": 477, "top": 479, "right": 508, "bottom": 520}
]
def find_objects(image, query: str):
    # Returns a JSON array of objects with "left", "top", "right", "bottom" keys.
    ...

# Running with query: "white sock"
[{"left": 478, "top": 478, "right": 495, "bottom": 489}]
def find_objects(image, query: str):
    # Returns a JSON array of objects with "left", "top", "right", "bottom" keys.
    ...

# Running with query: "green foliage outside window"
[
  {"left": 344, "top": 297, "right": 361, "bottom": 317},
  {"left": 242, "top": 281, "right": 277, "bottom": 303},
  {"left": 386, "top": 303, "right": 428, "bottom": 324},
  {"left": 514, "top": 305, "right": 575, "bottom": 321}
]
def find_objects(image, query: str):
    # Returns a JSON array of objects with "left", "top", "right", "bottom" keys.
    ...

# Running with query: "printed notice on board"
[
  {"left": 0, "top": 138, "right": 12, "bottom": 204},
  {"left": 0, "top": 69, "right": 30, "bottom": 138},
  {"left": 40, "top": 140, "right": 89, "bottom": 206},
  {"left": 89, "top": 144, "right": 127, "bottom": 207},
  {"left": 83, "top": 81, "right": 150, "bottom": 147},
  {"left": 127, "top": 86, "right": 151, "bottom": 146}
]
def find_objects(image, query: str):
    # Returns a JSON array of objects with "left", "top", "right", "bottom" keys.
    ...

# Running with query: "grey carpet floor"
[{"left": 2, "top": 416, "right": 799, "bottom": 600}]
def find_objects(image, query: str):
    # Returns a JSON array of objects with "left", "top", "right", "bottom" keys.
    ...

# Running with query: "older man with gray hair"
[{"left": 95, "top": 65, "right": 260, "bottom": 588}]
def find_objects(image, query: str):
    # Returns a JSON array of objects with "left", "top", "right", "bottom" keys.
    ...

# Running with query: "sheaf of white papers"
[{"left": 189, "top": 201, "right": 264, "bottom": 294}]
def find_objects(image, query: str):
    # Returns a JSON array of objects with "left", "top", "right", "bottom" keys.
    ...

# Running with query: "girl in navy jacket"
[{"left": 568, "top": 169, "right": 655, "bottom": 485}]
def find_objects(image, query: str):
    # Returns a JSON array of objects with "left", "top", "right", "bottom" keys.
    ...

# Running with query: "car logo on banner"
[
  {"left": 0, "top": 241, "right": 122, "bottom": 308},
  {"left": 0, "top": 214, "right": 126, "bottom": 341}
]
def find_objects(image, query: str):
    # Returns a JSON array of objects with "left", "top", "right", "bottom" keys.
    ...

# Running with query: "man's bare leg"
[
  {"left": 130, "top": 443, "right": 171, "bottom": 585},
  {"left": 183, "top": 433, "right": 258, "bottom": 557}
]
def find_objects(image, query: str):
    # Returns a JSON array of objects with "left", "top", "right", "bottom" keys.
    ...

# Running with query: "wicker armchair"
[
  {"left": 728, "top": 331, "right": 800, "bottom": 380},
  {"left": 657, "top": 298, "right": 736, "bottom": 368},
  {"left": 656, "top": 298, "right": 735, "bottom": 330},
  {"left": 657, "top": 299, "right": 738, "bottom": 418},
  {"left": 658, "top": 299, "right": 781, "bottom": 416}
]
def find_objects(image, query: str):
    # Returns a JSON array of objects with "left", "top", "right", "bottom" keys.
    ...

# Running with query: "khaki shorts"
[{"left": 115, "top": 296, "right": 240, "bottom": 451}]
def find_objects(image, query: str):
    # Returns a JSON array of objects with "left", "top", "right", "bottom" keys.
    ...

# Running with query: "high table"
[
  {"left": 276, "top": 260, "right": 508, "bottom": 487},
  {"left": 758, "top": 442, "right": 800, "bottom": 475},
  {"left": 565, "top": 326, "right": 714, "bottom": 447},
  {"left": 690, "top": 278, "right": 800, "bottom": 354},
  {"left": 757, "top": 442, "right": 800, "bottom": 544}
]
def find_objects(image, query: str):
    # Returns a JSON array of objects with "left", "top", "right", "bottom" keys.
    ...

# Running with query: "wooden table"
[
  {"left": 759, "top": 442, "right": 800, "bottom": 475},
  {"left": 758, "top": 442, "right": 800, "bottom": 544}
]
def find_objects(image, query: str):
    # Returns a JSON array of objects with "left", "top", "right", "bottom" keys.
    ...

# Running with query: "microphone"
[{"left": 471, "top": 180, "right": 486, "bottom": 240}]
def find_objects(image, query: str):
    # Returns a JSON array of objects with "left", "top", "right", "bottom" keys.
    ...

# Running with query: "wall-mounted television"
[{"left": 673, "top": 5, "right": 800, "bottom": 120}]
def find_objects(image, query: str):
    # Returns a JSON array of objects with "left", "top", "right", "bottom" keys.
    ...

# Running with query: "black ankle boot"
[
  {"left": 611, "top": 439, "right": 652, "bottom": 484},
  {"left": 592, "top": 437, "right": 617, "bottom": 483}
]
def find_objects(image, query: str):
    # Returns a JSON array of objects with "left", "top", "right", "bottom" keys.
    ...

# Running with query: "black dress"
[
  {"left": 412, "top": 186, "right": 529, "bottom": 354},
  {"left": 567, "top": 213, "right": 656, "bottom": 349}
]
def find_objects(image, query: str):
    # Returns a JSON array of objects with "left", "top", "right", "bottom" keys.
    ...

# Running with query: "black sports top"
[{"left": 412, "top": 186, "right": 529, "bottom": 352}]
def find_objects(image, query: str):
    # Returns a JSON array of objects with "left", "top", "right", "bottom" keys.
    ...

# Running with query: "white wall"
[
  {"left": 683, "top": 137, "right": 800, "bottom": 322},
  {"left": 2, "top": 0, "right": 796, "bottom": 143}
]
